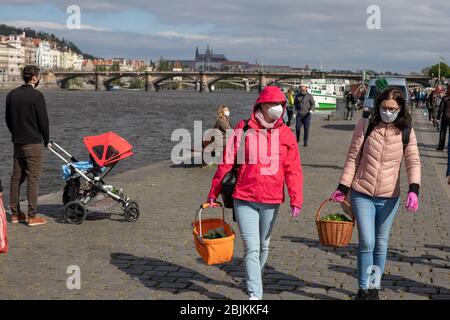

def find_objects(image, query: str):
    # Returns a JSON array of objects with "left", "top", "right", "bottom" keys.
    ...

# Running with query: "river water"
[{"left": 0, "top": 89, "right": 260, "bottom": 198}]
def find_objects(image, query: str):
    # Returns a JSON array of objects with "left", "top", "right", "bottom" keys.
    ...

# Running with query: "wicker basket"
[{"left": 315, "top": 199, "right": 355, "bottom": 247}]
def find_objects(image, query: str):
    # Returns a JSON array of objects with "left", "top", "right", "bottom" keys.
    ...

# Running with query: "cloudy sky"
[{"left": 0, "top": 0, "right": 449, "bottom": 73}]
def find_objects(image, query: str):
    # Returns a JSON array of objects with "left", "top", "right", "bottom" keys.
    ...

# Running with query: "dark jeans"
[
  {"left": 286, "top": 108, "right": 294, "bottom": 127},
  {"left": 295, "top": 113, "right": 311, "bottom": 143},
  {"left": 438, "top": 117, "right": 449, "bottom": 150},
  {"left": 345, "top": 105, "right": 355, "bottom": 120},
  {"left": 10, "top": 143, "right": 43, "bottom": 216},
  {"left": 427, "top": 107, "right": 437, "bottom": 124},
  {"left": 447, "top": 130, "right": 450, "bottom": 177}
]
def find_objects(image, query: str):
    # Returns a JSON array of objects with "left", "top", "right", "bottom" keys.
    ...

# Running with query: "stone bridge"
[{"left": 41, "top": 71, "right": 432, "bottom": 92}]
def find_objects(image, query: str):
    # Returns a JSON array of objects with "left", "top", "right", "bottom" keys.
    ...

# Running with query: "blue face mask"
[{"left": 380, "top": 109, "right": 399, "bottom": 123}]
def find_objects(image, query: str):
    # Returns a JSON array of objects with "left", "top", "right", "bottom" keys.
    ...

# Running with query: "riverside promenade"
[{"left": 0, "top": 109, "right": 448, "bottom": 300}]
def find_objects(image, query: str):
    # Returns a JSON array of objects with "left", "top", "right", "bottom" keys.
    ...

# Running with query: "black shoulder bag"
[{"left": 220, "top": 120, "right": 249, "bottom": 221}]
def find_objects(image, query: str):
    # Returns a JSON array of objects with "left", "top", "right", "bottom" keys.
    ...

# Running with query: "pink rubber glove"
[
  {"left": 206, "top": 197, "right": 220, "bottom": 208},
  {"left": 291, "top": 206, "right": 301, "bottom": 217},
  {"left": 331, "top": 190, "right": 346, "bottom": 202},
  {"left": 405, "top": 192, "right": 419, "bottom": 212}
]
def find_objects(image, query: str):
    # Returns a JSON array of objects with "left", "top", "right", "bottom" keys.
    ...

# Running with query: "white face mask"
[
  {"left": 223, "top": 111, "right": 230, "bottom": 117},
  {"left": 380, "top": 109, "right": 399, "bottom": 123},
  {"left": 267, "top": 104, "right": 283, "bottom": 119}
]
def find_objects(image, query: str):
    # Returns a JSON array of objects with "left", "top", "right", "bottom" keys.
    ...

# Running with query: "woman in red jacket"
[{"left": 207, "top": 86, "right": 304, "bottom": 300}]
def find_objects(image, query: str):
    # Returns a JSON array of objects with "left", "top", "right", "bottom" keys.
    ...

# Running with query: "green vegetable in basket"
[
  {"left": 320, "top": 213, "right": 352, "bottom": 222},
  {"left": 203, "top": 227, "right": 226, "bottom": 239}
]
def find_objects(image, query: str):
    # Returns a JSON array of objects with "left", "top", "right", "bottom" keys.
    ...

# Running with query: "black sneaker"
[
  {"left": 304, "top": 143, "right": 308, "bottom": 147},
  {"left": 355, "top": 289, "right": 369, "bottom": 300},
  {"left": 368, "top": 289, "right": 380, "bottom": 300}
]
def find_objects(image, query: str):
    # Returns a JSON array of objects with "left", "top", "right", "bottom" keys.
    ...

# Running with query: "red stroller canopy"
[{"left": 83, "top": 131, "right": 133, "bottom": 167}]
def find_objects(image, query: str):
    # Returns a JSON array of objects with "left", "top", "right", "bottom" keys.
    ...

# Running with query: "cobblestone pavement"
[{"left": 0, "top": 109, "right": 448, "bottom": 300}]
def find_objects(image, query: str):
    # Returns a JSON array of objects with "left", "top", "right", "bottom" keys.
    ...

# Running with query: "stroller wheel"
[
  {"left": 64, "top": 200, "right": 87, "bottom": 224},
  {"left": 124, "top": 200, "right": 140, "bottom": 223}
]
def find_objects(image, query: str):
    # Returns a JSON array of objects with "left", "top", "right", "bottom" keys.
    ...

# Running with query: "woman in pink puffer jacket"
[{"left": 331, "top": 88, "right": 421, "bottom": 300}]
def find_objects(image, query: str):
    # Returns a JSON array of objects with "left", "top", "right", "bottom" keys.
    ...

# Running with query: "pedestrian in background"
[
  {"left": 213, "top": 105, "right": 232, "bottom": 146},
  {"left": 202, "top": 105, "right": 232, "bottom": 162},
  {"left": 294, "top": 85, "right": 315, "bottom": 146},
  {"left": 426, "top": 89, "right": 438, "bottom": 127},
  {"left": 414, "top": 89, "right": 421, "bottom": 109},
  {"left": 345, "top": 91, "right": 356, "bottom": 121},
  {"left": 285, "top": 88, "right": 295, "bottom": 127},
  {"left": 420, "top": 90, "right": 427, "bottom": 109},
  {"left": 331, "top": 89, "right": 421, "bottom": 300},
  {"left": 447, "top": 135, "right": 450, "bottom": 185},
  {"left": 207, "top": 86, "right": 304, "bottom": 300},
  {"left": 0, "top": 177, "right": 3, "bottom": 210},
  {"left": 436, "top": 86, "right": 450, "bottom": 151},
  {"left": 5, "top": 65, "right": 50, "bottom": 227}
]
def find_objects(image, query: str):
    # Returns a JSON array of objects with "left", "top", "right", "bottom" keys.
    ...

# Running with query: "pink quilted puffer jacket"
[{"left": 339, "top": 118, "right": 421, "bottom": 198}]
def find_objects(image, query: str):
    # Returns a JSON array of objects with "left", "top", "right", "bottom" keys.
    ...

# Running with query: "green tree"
[
  {"left": 156, "top": 57, "right": 172, "bottom": 71},
  {"left": 0, "top": 24, "right": 100, "bottom": 60},
  {"left": 427, "top": 63, "right": 450, "bottom": 78},
  {"left": 129, "top": 78, "right": 144, "bottom": 89},
  {"left": 67, "top": 77, "right": 85, "bottom": 89}
]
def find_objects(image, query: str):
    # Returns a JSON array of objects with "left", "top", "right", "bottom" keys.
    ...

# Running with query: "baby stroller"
[{"left": 48, "top": 131, "right": 140, "bottom": 224}]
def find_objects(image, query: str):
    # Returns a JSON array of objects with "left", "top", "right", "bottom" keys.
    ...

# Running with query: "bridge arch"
[
  {"left": 152, "top": 74, "right": 200, "bottom": 91},
  {"left": 57, "top": 74, "right": 93, "bottom": 89},
  {"left": 103, "top": 73, "right": 147, "bottom": 90},
  {"left": 207, "top": 75, "right": 258, "bottom": 92}
]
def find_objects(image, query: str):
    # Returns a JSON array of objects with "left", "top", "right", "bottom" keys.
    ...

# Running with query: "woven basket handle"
[{"left": 315, "top": 198, "right": 355, "bottom": 224}]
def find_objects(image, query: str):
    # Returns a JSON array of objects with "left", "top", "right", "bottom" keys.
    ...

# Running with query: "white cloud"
[
  {"left": 1, "top": 0, "right": 449, "bottom": 72},
  {"left": 154, "top": 31, "right": 209, "bottom": 41},
  {"left": 3, "top": 20, "right": 106, "bottom": 32}
]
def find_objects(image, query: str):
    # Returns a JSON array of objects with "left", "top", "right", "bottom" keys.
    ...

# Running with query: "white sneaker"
[{"left": 249, "top": 295, "right": 261, "bottom": 300}]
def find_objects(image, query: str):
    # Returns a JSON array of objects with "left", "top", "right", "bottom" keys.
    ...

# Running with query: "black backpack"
[
  {"left": 63, "top": 177, "right": 81, "bottom": 205},
  {"left": 361, "top": 117, "right": 411, "bottom": 155}
]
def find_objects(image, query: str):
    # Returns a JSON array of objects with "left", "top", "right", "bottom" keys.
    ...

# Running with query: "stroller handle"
[{"left": 48, "top": 141, "right": 79, "bottom": 162}]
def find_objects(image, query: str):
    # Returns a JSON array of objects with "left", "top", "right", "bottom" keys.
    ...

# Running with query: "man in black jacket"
[
  {"left": 5, "top": 65, "right": 49, "bottom": 227},
  {"left": 294, "top": 85, "right": 315, "bottom": 146},
  {"left": 437, "top": 86, "right": 450, "bottom": 151}
]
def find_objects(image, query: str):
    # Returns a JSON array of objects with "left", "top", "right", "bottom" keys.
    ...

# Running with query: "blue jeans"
[
  {"left": 295, "top": 112, "right": 311, "bottom": 143},
  {"left": 234, "top": 199, "right": 279, "bottom": 299},
  {"left": 351, "top": 190, "right": 400, "bottom": 289}
]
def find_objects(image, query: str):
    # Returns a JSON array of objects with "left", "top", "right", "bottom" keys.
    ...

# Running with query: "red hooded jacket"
[{"left": 208, "top": 86, "right": 304, "bottom": 208}]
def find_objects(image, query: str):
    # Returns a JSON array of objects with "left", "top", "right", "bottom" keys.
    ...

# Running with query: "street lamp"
[{"left": 438, "top": 56, "right": 445, "bottom": 84}]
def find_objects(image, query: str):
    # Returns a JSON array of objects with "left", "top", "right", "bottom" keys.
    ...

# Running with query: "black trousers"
[
  {"left": 438, "top": 117, "right": 449, "bottom": 149},
  {"left": 286, "top": 108, "right": 294, "bottom": 127}
]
